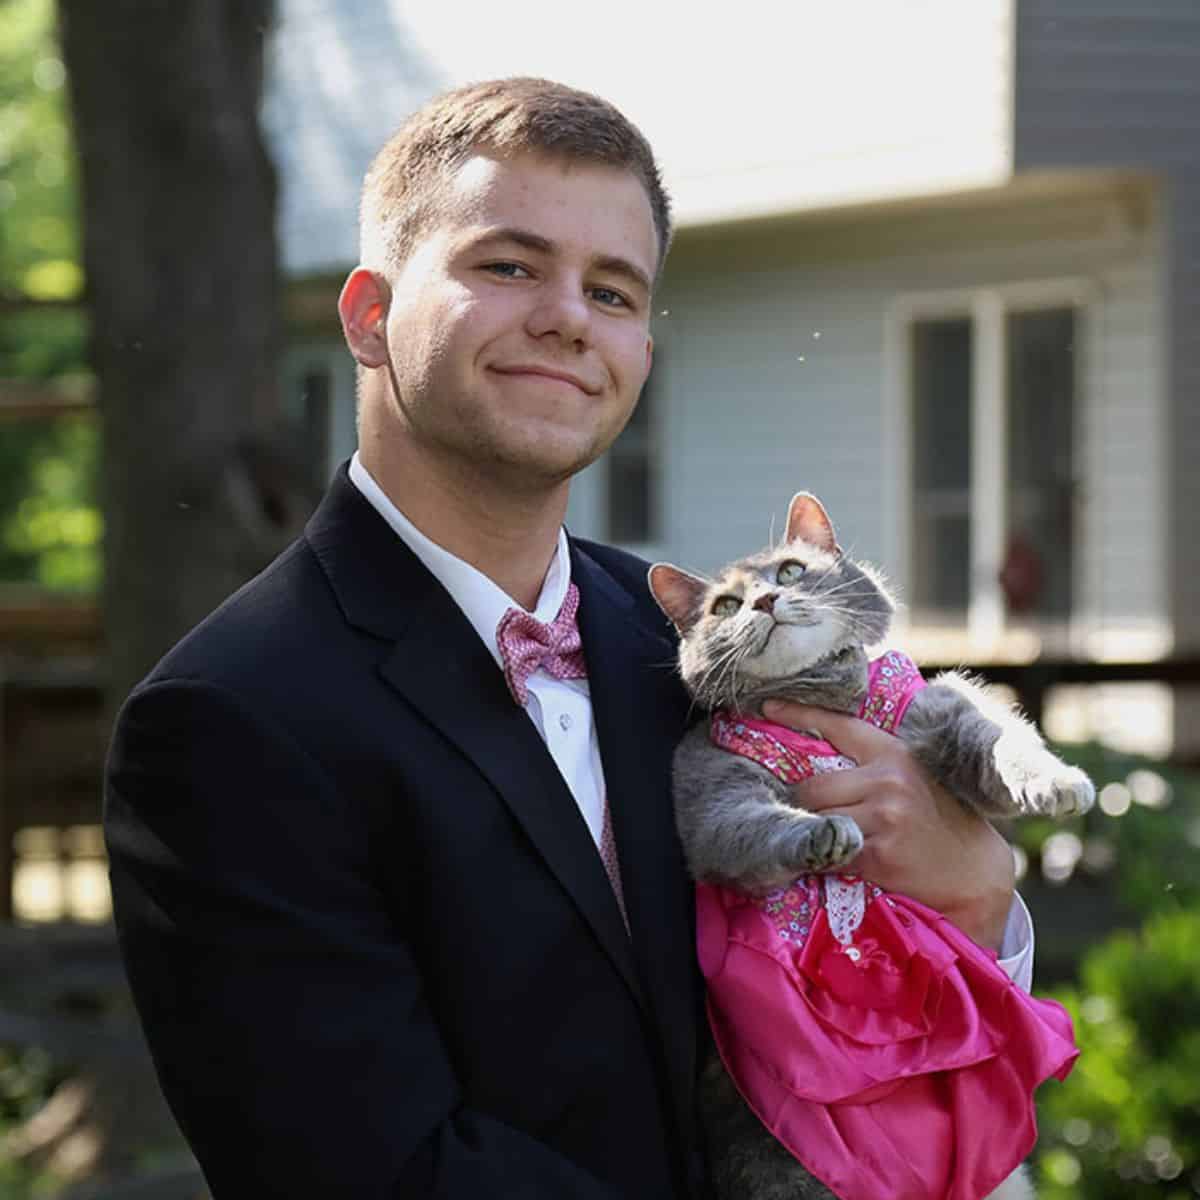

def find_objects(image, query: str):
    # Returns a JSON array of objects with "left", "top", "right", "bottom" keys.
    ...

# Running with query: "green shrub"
[
  {"left": 0, "top": 1044, "right": 63, "bottom": 1197},
  {"left": 1014, "top": 741, "right": 1200, "bottom": 924},
  {"left": 1035, "top": 906, "right": 1200, "bottom": 1198}
]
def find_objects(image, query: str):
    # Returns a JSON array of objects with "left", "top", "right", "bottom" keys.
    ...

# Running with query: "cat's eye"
[
  {"left": 776, "top": 560, "right": 807, "bottom": 585},
  {"left": 711, "top": 595, "right": 742, "bottom": 617}
]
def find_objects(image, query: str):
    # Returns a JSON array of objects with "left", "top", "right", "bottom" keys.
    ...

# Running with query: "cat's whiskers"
[
  {"left": 698, "top": 635, "right": 746, "bottom": 708},
  {"left": 718, "top": 626, "right": 765, "bottom": 709},
  {"left": 727, "top": 636, "right": 758, "bottom": 709},
  {"left": 699, "top": 653, "right": 731, "bottom": 705},
  {"left": 729, "top": 638, "right": 760, "bottom": 711},
  {"left": 806, "top": 577, "right": 865, "bottom": 602}
]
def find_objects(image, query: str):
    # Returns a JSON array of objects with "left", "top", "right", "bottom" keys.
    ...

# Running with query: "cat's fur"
[{"left": 649, "top": 493, "right": 1093, "bottom": 1200}]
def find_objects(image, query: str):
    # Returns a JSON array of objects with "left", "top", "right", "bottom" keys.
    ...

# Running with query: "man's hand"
[{"left": 762, "top": 700, "right": 1016, "bottom": 951}]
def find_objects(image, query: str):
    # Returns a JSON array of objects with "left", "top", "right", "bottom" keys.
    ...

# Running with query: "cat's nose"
[{"left": 753, "top": 592, "right": 778, "bottom": 613}]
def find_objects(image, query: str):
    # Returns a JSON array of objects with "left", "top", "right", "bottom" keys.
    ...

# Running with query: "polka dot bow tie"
[{"left": 496, "top": 583, "right": 588, "bottom": 706}]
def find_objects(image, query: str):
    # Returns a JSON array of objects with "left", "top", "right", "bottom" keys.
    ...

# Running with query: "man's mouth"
[{"left": 490, "top": 365, "right": 597, "bottom": 395}]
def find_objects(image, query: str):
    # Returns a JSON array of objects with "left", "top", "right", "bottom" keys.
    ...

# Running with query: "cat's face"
[
  {"left": 685, "top": 543, "right": 854, "bottom": 683},
  {"left": 649, "top": 493, "right": 894, "bottom": 709}
]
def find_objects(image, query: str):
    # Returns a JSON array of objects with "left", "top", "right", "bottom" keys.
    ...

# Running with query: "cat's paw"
[
  {"left": 1011, "top": 762, "right": 1095, "bottom": 819},
  {"left": 792, "top": 814, "right": 863, "bottom": 871}
]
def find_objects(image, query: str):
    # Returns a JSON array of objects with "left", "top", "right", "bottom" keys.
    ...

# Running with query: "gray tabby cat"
[{"left": 648, "top": 492, "right": 1093, "bottom": 1200}]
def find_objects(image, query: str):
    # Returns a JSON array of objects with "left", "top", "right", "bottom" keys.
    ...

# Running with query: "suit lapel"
[
  {"left": 377, "top": 610, "right": 645, "bottom": 1008},
  {"left": 571, "top": 543, "right": 700, "bottom": 1159},
  {"left": 306, "top": 472, "right": 644, "bottom": 1009}
]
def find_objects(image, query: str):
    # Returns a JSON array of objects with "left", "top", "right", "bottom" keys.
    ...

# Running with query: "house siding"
[
  {"left": 1078, "top": 244, "right": 1166, "bottom": 642},
  {"left": 1014, "top": 0, "right": 1200, "bottom": 755},
  {"left": 575, "top": 185, "right": 1163, "bottom": 653}
]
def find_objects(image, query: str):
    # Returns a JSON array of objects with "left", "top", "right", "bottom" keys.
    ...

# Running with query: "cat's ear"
[
  {"left": 785, "top": 492, "right": 841, "bottom": 555},
  {"left": 648, "top": 563, "right": 709, "bottom": 633}
]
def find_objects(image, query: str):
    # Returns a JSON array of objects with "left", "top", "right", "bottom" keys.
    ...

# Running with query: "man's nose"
[
  {"left": 526, "top": 283, "right": 590, "bottom": 345},
  {"left": 753, "top": 592, "right": 778, "bottom": 613}
]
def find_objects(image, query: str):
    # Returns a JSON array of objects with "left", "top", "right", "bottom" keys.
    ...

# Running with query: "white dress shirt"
[
  {"left": 349, "top": 454, "right": 608, "bottom": 848},
  {"left": 347, "top": 452, "right": 1035, "bottom": 989}
]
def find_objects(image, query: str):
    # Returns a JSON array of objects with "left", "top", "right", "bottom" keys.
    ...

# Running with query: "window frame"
[
  {"left": 884, "top": 278, "right": 1096, "bottom": 651},
  {"left": 602, "top": 345, "right": 664, "bottom": 557},
  {"left": 280, "top": 341, "right": 358, "bottom": 483}
]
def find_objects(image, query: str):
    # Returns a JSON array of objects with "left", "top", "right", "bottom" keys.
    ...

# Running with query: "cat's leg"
[
  {"left": 699, "top": 1050, "right": 838, "bottom": 1200},
  {"left": 674, "top": 724, "right": 862, "bottom": 892},
  {"left": 897, "top": 671, "right": 1094, "bottom": 820}
]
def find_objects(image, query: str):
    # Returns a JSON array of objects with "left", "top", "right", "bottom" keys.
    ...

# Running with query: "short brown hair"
[{"left": 360, "top": 77, "right": 672, "bottom": 277}]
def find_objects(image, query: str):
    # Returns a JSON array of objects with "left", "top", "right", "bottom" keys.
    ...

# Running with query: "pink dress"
[{"left": 698, "top": 651, "right": 1078, "bottom": 1200}]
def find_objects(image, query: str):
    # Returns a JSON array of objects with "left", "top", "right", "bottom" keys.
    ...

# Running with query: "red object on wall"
[{"left": 999, "top": 533, "right": 1044, "bottom": 615}]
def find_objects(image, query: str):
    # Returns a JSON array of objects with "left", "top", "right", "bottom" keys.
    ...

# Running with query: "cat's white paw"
[
  {"left": 1015, "top": 763, "right": 1095, "bottom": 819},
  {"left": 795, "top": 814, "right": 863, "bottom": 871}
]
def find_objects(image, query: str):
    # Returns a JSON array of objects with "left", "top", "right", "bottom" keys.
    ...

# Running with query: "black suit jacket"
[{"left": 105, "top": 467, "right": 706, "bottom": 1199}]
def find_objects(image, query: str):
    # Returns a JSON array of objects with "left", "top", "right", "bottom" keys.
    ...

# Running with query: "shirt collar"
[{"left": 348, "top": 452, "right": 571, "bottom": 667}]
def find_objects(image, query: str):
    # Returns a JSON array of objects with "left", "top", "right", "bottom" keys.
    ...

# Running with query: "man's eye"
[
  {"left": 712, "top": 595, "right": 741, "bottom": 617},
  {"left": 485, "top": 262, "right": 531, "bottom": 279},
  {"left": 590, "top": 286, "right": 629, "bottom": 308}
]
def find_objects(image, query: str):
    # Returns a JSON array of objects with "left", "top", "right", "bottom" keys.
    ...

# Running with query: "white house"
[{"left": 265, "top": 0, "right": 1200, "bottom": 755}]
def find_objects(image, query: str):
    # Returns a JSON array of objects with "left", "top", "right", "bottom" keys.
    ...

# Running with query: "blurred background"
[{"left": 1, "top": 0, "right": 1198, "bottom": 1195}]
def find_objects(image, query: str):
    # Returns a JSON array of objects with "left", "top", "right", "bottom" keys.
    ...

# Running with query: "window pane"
[
  {"left": 910, "top": 318, "right": 972, "bottom": 615},
  {"left": 606, "top": 365, "right": 657, "bottom": 544},
  {"left": 301, "top": 368, "right": 332, "bottom": 488},
  {"left": 608, "top": 453, "right": 652, "bottom": 545},
  {"left": 1006, "top": 308, "right": 1075, "bottom": 620}
]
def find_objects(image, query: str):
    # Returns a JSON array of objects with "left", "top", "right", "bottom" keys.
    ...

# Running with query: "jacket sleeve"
[{"left": 104, "top": 677, "right": 621, "bottom": 1200}]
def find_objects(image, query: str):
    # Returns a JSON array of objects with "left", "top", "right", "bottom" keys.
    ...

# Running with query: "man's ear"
[{"left": 338, "top": 268, "right": 391, "bottom": 368}]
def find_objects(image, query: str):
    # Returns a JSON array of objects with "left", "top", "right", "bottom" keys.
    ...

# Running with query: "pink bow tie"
[{"left": 497, "top": 583, "right": 588, "bottom": 706}]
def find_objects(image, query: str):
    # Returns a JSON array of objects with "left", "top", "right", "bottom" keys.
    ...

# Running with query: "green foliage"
[
  {"left": 0, "top": 0, "right": 98, "bottom": 595},
  {"left": 0, "top": 1161, "right": 48, "bottom": 1200},
  {"left": 0, "top": 306, "right": 97, "bottom": 598},
  {"left": 1035, "top": 907, "right": 1200, "bottom": 1199},
  {"left": 0, "top": 1045, "right": 55, "bottom": 1128},
  {"left": 1018, "top": 741, "right": 1200, "bottom": 919},
  {"left": 0, "top": 0, "right": 81, "bottom": 301},
  {"left": 0, "top": 414, "right": 100, "bottom": 591},
  {"left": 0, "top": 1046, "right": 64, "bottom": 1196},
  {"left": 0, "top": 307, "right": 86, "bottom": 381},
  {"left": 1015, "top": 746, "right": 1200, "bottom": 1194}
]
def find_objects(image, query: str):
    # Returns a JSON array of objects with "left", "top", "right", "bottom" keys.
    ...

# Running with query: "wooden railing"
[
  {"left": 922, "top": 655, "right": 1200, "bottom": 733},
  {"left": 0, "top": 378, "right": 94, "bottom": 419}
]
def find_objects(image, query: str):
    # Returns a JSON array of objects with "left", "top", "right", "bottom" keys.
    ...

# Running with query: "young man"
[{"left": 105, "top": 78, "right": 1028, "bottom": 1199}]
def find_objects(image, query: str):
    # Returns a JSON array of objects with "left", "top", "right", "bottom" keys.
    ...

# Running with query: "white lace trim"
[
  {"left": 824, "top": 875, "right": 866, "bottom": 946},
  {"left": 810, "top": 754, "right": 857, "bottom": 773}
]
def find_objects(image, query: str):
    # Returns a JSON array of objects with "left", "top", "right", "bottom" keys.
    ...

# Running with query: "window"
[
  {"left": 902, "top": 287, "right": 1084, "bottom": 643},
  {"left": 281, "top": 344, "right": 357, "bottom": 483},
  {"left": 1006, "top": 308, "right": 1076, "bottom": 621},
  {"left": 11, "top": 825, "right": 110, "bottom": 924},
  {"left": 300, "top": 367, "right": 332, "bottom": 489},
  {"left": 910, "top": 318, "right": 972, "bottom": 618},
  {"left": 606, "top": 359, "right": 659, "bottom": 546}
]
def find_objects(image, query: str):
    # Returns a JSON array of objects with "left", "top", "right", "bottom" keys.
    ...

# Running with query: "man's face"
[{"left": 368, "top": 152, "right": 657, "bottom": 492}]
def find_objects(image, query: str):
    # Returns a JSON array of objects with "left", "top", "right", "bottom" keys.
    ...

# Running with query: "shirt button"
[{"left": 558, "top": 712, "right": 573, "bottom": 732}]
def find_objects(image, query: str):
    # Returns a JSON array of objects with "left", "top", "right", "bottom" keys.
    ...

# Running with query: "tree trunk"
[
  {"left": 59, "top": 0, "right": 307, "bottom": 707},
  {"left": 48, "top": 3, "right": 307, "bottom": 1180}
]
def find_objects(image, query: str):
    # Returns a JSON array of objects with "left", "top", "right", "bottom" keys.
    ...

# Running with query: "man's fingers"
[
  {"left": 788, "top": 765, "right": 887, "bottom": 818},
  {"left": 763, "top": 701, "right": 894, "bottom": 763}
]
